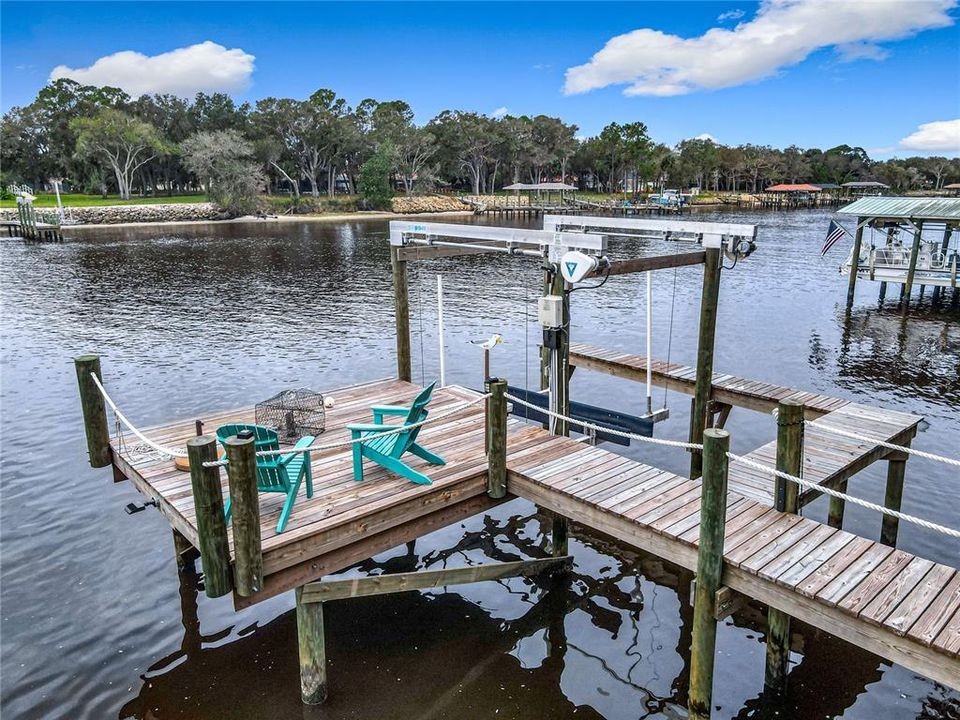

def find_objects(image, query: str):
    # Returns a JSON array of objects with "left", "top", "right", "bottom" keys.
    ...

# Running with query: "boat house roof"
[
  {"left": 502, "top": 182, "right": 578, "bottom": 191},
  {"left": 842, "top": 181, "right": 890, "bottom": 188},
  {"left": 838, "top": 196, "right": 960, "bottom": 222},
  {"left": 765, "top": 183, "right": 821, "bottom": 192}
]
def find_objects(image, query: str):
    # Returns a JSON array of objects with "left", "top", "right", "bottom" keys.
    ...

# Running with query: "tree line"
[{"left": 3, "top": 78, "right": 958, "bottom": 208}]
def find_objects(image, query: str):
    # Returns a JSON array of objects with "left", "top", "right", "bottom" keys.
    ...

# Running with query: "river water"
[{"left": 1, "top": 209, "right": 958, "bottom": 719}]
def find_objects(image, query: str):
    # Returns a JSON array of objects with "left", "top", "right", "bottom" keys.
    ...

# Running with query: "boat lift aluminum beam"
[
  {"left": 389, "top": 220, "right": 606, "bottom": 262},
  {"left": 543, "top": 214, "right": 758, "bottom": 246}
]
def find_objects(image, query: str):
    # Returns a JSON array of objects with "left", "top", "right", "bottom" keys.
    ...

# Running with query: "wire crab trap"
[{"left": 255, "top": 388, "right": 326, "bottom": 442}]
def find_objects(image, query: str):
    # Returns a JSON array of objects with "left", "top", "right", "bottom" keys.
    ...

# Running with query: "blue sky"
[{"left": 2, "top": 1, "right": 959, "bottom": 157}]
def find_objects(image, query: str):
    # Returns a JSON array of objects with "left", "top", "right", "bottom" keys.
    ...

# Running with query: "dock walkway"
[
  {"left": 567, "top": 343, "right": 922, "bottom": 506},
  {"left": 109, "top": 378, "right": 958, "bottom": 689}
]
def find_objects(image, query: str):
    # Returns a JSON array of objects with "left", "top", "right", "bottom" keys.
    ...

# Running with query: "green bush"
[{"left": 358, "top": 149, "right": 393, "bottom": 210}]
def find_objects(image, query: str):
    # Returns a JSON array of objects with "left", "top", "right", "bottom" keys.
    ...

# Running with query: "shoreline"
[{"left": 63, "top": 209, "right": 475, "bottom": 232}]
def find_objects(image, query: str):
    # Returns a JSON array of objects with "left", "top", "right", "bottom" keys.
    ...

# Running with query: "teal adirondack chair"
[
  {"left": 216, "top": 423, "right": 314, "bottom": 534},
  {"left": 347, "top": 382, "right": 445, "bottom": 485}
]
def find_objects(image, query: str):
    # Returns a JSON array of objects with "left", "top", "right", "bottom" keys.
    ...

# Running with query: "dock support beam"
[
  {"left": 846, "top": 217, "right": 865, "bottom": 308},
  {"left": 827, "top": 481, "right": 846, "bottom": 529},
  {"left": 224, "top": 433, "right": 263, "bottom": 596},
  {"left": 690, "top": 248, "right": 722, "bottom": 479},
  {"left": 392, "top": 245, "right": 411, "bottom": 382},
  {"left": 186, "top": 436, "right": 233, "bottom": 598},
  {"left": 902, "top": 221, "right": 924, "bottom": 312},
  {"left": 689, "top": 428, "right": 730, "bottom": 720},
  {"left": 765, "top": 400, "right": 803, "bottom": 694},
  {"left": 75, "top": 355, "right": 112, "bottom": 468},
  {"left": 296, "top": 586, "right": 327, "bottom": 705},
  {"left": 486, "top": 378, "right": 507, "bottom": 499},
  {"left": 881, "top": 447, "right": 909, "bottom": 547}
]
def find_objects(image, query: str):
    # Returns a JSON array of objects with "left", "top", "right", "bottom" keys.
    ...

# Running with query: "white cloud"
[
  {"left": 717, "top": 9, "right": 745, "bottom": 22},
  {"left": 564, "top": 0, "right": 955, "bottom": 97},
  {"left": 836, "top": 42, "right": 890, "bottom": 62},
  {"left": 491, "top": 106, "right": 510, "bottom": 118},
  {"left": 693, "top": 133, "right": 718, "bottom": 142},
  {"left": 899, "top": 119, "right": 960, "bottom": 153},
  {"left": 50, "top": 41, "right": 255, "bottom": 96}
]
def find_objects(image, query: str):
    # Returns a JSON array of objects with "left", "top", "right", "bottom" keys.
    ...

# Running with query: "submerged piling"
[{"left": 296, "top": 587, "right": 327, "bottom": 704}]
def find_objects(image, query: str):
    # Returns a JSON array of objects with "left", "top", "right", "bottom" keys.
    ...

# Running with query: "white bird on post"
[{"left": 471, "top": 334, "right": 503, "bottom": 381}]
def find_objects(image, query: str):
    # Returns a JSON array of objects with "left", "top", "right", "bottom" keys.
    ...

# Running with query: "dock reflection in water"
[{"left": 0, "top": 209, "right": 957, "bottom": 719}]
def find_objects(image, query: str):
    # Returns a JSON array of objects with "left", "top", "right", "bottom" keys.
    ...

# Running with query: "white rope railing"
[
  {"left": 91, "top": 372, "right": 188, "bottom": 458},
  {"left": 203, "top": 393, "right": 491, "bottom": 467},
  {"left": 504, "top": 392, "right": 704, "bottom": 451},
  {"left": 804, "top": 421, "right": 960, "bottom": 468},
  {"left": 89, "top": 371, "right": 489, "bottom": 467},
  {"left": 726, "top": 452, "right": 960, "bottom": 539}
]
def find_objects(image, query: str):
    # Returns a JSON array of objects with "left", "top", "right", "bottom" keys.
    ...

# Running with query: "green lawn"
[{"left": 0, "top": 193, "right": 209, "bottom": 208}]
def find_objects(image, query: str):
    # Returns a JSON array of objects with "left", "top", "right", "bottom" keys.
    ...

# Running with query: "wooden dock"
[
  {"left": 107, "top": 376, "right": 958, "bottom": 689},
  {"left": 568, "top": 342, "right": 922, "bottom": 513}
]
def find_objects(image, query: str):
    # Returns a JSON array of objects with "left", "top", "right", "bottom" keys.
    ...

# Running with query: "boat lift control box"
[{"left": 538, "top": 295, "right": 563, "bottom": 328}]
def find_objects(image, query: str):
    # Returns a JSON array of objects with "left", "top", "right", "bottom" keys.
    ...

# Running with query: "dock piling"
[
  {"left": 486, "top": 378, "right": 507, "bottom": 499},
  {"left": 846, "top": 218, "right": 865, "bottom": 308},
  {"left": 296, "top": 586, "right": 327, "bottom": 704},
  {"left": 391, "top": 246, "right": 412, "bottom": 382},
  {"left": 689, "top": 248, "right": 722, "bottom": 479},
  {"left": 689, "top": 428, "right": 730, "bottom": 720},
  {"left": 902, "top": 222, "right": 924, "bottom": 312},
  {"left": 224, "top": 433, "right": 263, "bottom": 596},
  {"left": 74, "top": 355, "right": 112, "bottom": 469},
  {"left": 881, "top": 447, "right": 909, "bottom": 546},
  {"left": 827, "top": 482, "right": 847, "bottom": 529},
  {"left": 765, "top": 400, "right": 803, "bottom": 693},
  {"left": 186, "top": 436, "right": 233, "bottom": 598}
]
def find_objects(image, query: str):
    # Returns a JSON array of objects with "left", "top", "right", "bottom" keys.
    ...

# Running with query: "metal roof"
[
  {"left": 503, "top": 182, "right": 578, "bottom": 191},
  {"left": 838, "top": 196, "right": 960, "bottom": 221},
  {"left": 841, "top": 181, "right": 889, "bottom": 188},
  {"left": 766, "top": 183, "right": 821, "bottom": 192}
]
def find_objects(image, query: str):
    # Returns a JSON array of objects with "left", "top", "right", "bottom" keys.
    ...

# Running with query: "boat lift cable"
[{"left": 504, "top": 394, "right": 960, "bottom": 539}]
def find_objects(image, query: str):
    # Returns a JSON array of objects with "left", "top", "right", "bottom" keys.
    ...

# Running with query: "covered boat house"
[{"left": 838, "top": 196, "right": 959, "bottom": 309}]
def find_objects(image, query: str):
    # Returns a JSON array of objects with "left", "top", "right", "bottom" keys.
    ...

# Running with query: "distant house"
[{"left": 943, "top": 183, "right": 960, "bottom": 197}]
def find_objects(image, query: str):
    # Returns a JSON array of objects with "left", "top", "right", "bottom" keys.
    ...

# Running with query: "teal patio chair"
[
  {"left": 216, "top": 423, "right": 314, "bottom": 534},
  {"left": 346, "top": 382, "right": 446, "bottom": 485}
]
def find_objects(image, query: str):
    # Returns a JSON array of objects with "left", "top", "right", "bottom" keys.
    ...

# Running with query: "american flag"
[{"left": 821, "top": 220, "right": 848, "bottom": 256}]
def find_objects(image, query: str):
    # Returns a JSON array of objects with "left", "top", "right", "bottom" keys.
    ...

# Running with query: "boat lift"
[{"left": 388, "top": 216, "right": 758, "bottom": 471}]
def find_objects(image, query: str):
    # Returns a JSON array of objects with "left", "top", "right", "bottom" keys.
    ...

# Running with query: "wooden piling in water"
[
  {"left": 902, "top": 221, "right": 924, "bottom": 312},
  {"left": 74, "top": 355, "right": 112, "bottom": 469},
  {"left": 689, "top": 428, "right": 730, "bottom": 720},
  {"left": 392, "top": 245, "right": 411, "bottom": 382},
  {"left": 186, "top": 436, "right": 233, "bottom": 598},
  {"left": 224, "top": 433, "right": 263, "bottom": 596},
  {"left": 486, "top": 378, "right": 507, "bottom": 499},
  {"left": 765, "top": 400, "right": 803, "bottom": 693},
  {"left": 296, "top": 586, "right": 327, "bottom": 704},
  {"left": 881, "top": 447, "right": 909, "bottom": 547},
  {"left": 846, "top": 218, "right": 865, "bottom": 308},
  {"left": 932, "top": 226, "right": 953, "bottom": 306},
  {"left": 690, "top": 248, "right": 722, "bottom": 479}
]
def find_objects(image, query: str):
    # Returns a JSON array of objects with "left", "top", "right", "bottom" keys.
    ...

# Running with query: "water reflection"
[{"left": 1, "top": 211, "right": 957, "bottom": 719}]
